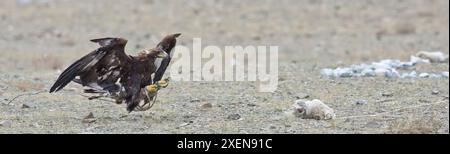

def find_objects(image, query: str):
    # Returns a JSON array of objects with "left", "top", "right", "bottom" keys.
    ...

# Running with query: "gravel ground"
[{"left": 0, "top": 0, "right": 448, "bottom": 134}]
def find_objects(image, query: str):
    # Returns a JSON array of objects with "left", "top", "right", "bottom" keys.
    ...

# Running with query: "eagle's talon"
[
  {"left": 157, "top": 80, "right": 168, "bottom": 88},
  {"left": 145, "top": 84, "right": 158, "bottom": 93}
]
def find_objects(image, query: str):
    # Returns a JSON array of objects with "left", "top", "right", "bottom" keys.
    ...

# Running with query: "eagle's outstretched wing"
[
  {"left": 90, "top": 37, "right": 119, "bottom": 47},
  {"left": 153, "top": 50, "right": 171, "bottom": 83},
  {"left": 153, "top": 33, "right": 181, "bottom": 83},
  {"left": 49, "top": 38, "right": 130, "bottom": 93}
]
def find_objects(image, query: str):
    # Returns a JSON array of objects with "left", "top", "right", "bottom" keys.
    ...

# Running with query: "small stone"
[
  {"left": 190, "top": 99, "right": 200, "bottom": 103},
  {"left": 183, "top": 115, "right": 196, "bottom": 119},
  {"left": 200, "top": 102, "right": 212, "bottom": 108},
  {"left": 247, "top": 103, "right": 257, "bottom": 107},
  {"left": 365, "top": 121, "right": 382, "bottom": 128},
  {"left": 30, "top": 123, "right": 40, "bottom": 128},
  {"left": 179, "top": 122, "right": 189, "bottom": 127},
  {"left": 21, "top": 103, "right": 30, "bottom": 109},
  {"left": 432, "top": 90, "right": 440, "bottom": 95},
  {"left": 0, "top": 120, "right": 12, "bottom": 127},
  {"left": 269, "top": 125, "right": 277, "bottom": 129},
  {"left": 85, "top": 112, "right": 94, "bottom": 119},
  {"left": 227, "top": 114, "right": 241, "bottom": 120},
  {"left": 356, "top": 100, "right": 368, "bottom": 105},
  {"left": 381, "top": 92, "right": 393, "bottom": 97},
  {"left": 119, "top": 114, "right": 128, "bottom": 118},
  {"left": 82, "top": 112, "right": 96, "bottom": 123}
]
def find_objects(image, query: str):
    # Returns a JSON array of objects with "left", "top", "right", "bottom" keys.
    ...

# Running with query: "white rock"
[
  {"left": 320, "top": 68, "right": 335, "bottom": 77},
  {"left": 401, "top": 71, "right": 417, "bottom": 78},
  {"left": 351, "top": 64, "right": 370, "bottom": 73},
  {"left": 356, "top": 100, "right": 368, "bottom": 105},
  {"left": 410, "top": 55, "right": 430, "bottom": 65},
  {"left": 335, "top": 67, "right": 353, "bottom": 77},
  {"left": 442, "top": 72, "right": 449, "bottom": 78},
  {"left": 400, "top": 61, "right": 414, "bottom": 68},
  {"left": 292, "top": 99, "right": 335, "bottom": 120},
  {"left": 429, "top": 74, "right": 441, "bottom": 78},
  {"left": 419, "top": 73, "right": 430, "bottom": 78},
  {"left": 385, "top": 69, "right": 400, "bottom": 78},
  {"left": 416, "top": 51, "right": 449, "bottom": 63},
  {"left": 372, "top": 62, "right": 391, "bottom": 69},
  {"left": 374, "top": 68, "right": 388, "bottom": 77},
  {"left": 0, "top": 120, "right": 12, "bottom": 127},
  {"left": 410, "top": 71, "right": 418, "bottom": 76},
  {"left": 321, "top": 52, "right": 448, "bottom": 79},
  {"left": 361, "top": 68, "right": 376, "bottom": 77},
  {"left": 380, "top": 59, "right": 402, "bottom": 68}
]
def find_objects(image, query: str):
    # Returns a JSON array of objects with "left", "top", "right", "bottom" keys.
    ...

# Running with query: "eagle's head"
[
  {"left": 156, "top": 33, "right": 181, "bottom": 53},
  {"left": 115, "top": 38, "right": 128, "bottom": 45}
]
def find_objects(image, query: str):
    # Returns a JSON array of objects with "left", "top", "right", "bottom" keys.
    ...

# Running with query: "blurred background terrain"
[{"left": 0, "top": 0, "right": 448, "bottom": 133}]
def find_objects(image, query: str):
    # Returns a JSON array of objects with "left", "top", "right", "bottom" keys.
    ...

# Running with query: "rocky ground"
[{"left": 0, "top": 0, "right": 448, "bottom": 133}]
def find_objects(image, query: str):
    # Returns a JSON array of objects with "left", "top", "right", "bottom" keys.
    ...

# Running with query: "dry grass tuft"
[{"left": 387, "top": 113, "right": 443, "bottom": 134}]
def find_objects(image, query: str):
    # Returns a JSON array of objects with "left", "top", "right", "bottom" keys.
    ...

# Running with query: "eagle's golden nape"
[{"left": 49, "top": 34, "right": 180, "bottom": 112}]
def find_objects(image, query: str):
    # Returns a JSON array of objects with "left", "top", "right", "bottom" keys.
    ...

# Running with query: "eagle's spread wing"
[
  {"left": 49, "top": 38, "right": 130, "bottom": 93},
  {"left": 153, "top": 33, "right": 181, "bottom": 83},
  {"left": 90, "top": 38, "right": 119, "bottom": 47},
  {"left": 153, "top": 47, "right": 171, "bottom": 82}
]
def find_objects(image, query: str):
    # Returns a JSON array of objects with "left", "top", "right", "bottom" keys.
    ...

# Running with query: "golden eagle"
[{"left": 49, "top": 33, "right": 181, "bottom": 112}]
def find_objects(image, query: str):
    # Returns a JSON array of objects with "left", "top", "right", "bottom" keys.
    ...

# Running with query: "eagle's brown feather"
[{"left": 49, "top": 36, "right": 178, "bottom": 112}]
